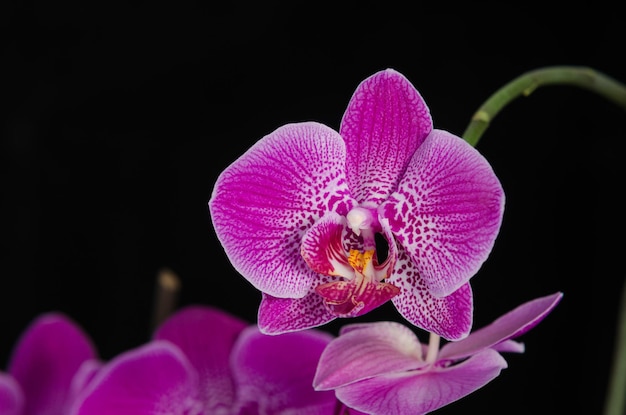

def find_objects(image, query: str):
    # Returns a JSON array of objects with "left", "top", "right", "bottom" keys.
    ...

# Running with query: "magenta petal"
[
  {"left": 258, "top": 291, "right": 337, "bottom": 334},
  {"left": 209, "top": 121, "right": 356, "bottom": 298},
  {"left": 380, "top": 129, "right": 505, "bottom": 298},
  {"left": 340, "top": 69, "right": 433, "bottom": 205},
  {"left": 153, "top": 305, "right": 247, "bottom": 411},
  {"left": 335, "top": 348, "right": 507, "bottom": 415},
  {"left": 439, "top": 292, "right": 563, "bottom": 361},
  {"left": 230, "top": 326, "right": 337, "bottom": 415},
  {"left": 68, "top": 359, "right": 103, "bottom": 408},
  {"left": 8, "top": 313, "right": 97, "bottom": 415},
  {"left": 390, "top": 247, "right": 473, "bottom": 340},
  {"left": 301, "top": 212, "right": 352, "bottom": 277},
  {"left": 0, "top": 373, "right": 23, "bottom": 415},
  {"left": 314, "top": 321, "right": 426, "bottom": 390},
  {"left": 71, "top": 341, "right": 200, "bottom": 415}
]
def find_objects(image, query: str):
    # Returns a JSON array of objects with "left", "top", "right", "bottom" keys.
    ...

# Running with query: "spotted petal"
[
  {"left": 340, "top": 69, "right": 432, "bottom": 205},
  {"left": 8, "top": 313, "right": 97, "bottom": 415},
  {"left": 153, "top": 305, "right": 247, "bottom": 412},
  {"left": 334, "top": 348, "right": 507, "bottom": 415},
  {"left": 210, "top": 121, "right": 356, "bottom": 298},
  {"left": 230, "top": 326, "right": 337, "bottom": 415},
  {"left": 258, "top": 291, "right": 337, "bottom": 334},
  {"left": 380, "top": 129, "right": 505, "bottom": 298},
  {"left": 390, "top": 244, "right": 473, "bottom": 340}
]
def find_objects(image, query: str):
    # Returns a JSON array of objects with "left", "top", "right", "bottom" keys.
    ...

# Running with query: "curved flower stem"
[
  {"left": 462, "top": 66, "right": 626, "bottom": 147},
  {"left": 461, "top": 65, "right": 626, "bottom": 415},
  {"left": 605, "top": 279, "right": 626, "bottom": 415}
]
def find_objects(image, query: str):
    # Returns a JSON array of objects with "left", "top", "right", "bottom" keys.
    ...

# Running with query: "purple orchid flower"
[
  {"left": 0, "top": 312, "right": 98, "bottom": 415},
  {"left": 313, "top": 292, "right": 563, "bottom": 415},
  {"left": 209, "top": 68, "right": 505, "bottom": 339},
  {"left": 70, "top": 305, "right": 364, "bottom": 415}
]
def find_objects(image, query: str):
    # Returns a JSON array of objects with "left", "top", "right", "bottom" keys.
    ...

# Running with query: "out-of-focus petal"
[
  {"left": 439, "top": 292, "right": 562, "bottom": 361},
  {"left": 153, "top": 305, "right": 247, "bottom": 412},
  {"left": 314, "top": 321, "right": 426, "bottom": 390},
  {"left": 492, "top": 340, "right": 525, "bottom": 354},
  {"left": 230, "top": 326, "right": 337, "bottom": 415},
  {"left": 70, "top": 341, "right": 200, "bottom": 415},
  {"left": 340, "top": 69, "right": 432, "bottom": 205},
  {"left": 390, "top": 247, "right": 473, "bottom": 340},
  {"left": 258, "top": 291, "right": 337, "bottom": 334},
  {"left": 380, "top": 129, "right": 505, "bottom": 298},
  {"left": 209, "top": 121, "right": 356, "bottom": 298},
  {"left": 68, "top": 359, "right": 103, "bottom": 408},
  {"left": 8, "top": 312, "right": 97, "bottom": 415},
  {"left": 335, "top": 348, "right": 507, "bottom": 415},
  {"left": 0, "top": 373, "right": 23, "bottom": 415}
]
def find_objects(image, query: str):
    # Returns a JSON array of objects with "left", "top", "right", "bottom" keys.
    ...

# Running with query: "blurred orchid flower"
[
  {"left": 209, "top": 68, "right": 504, "bottom": 339},
  {"left": 70, "top": 305, "right": 363, "bottom": 415},
  {"left": 313, "top": 292, "right": 563, "bottom": 415},
  {"left": 0, "top": 313, "right": 98, "bottom": 415}
]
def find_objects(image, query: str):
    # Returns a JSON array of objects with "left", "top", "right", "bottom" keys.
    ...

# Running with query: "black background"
[{"left": 2, "top": 3, "right": 625, "bottom": 414}]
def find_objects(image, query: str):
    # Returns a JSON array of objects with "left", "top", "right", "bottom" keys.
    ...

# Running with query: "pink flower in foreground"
[
  {"left": 0, "top": 313, "right": 98, "bottom": 415},
  {"left": 70, "top": 305, "right": 363, "bottom": 415},
  {"left": 313, "top": 292, "right": 563, "bottom": 415},
  {"left": 209, "top": 69, "right": 504, "bottom": 339}
]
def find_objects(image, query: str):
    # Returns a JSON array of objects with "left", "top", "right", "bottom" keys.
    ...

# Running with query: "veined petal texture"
[
  {"left": 390, "top": 245, "right": 473, "bottom": 340},
  {"left": 314, "top": 321, "right": 425, "bottom": 390},
  {"left": 257, "top": 291, "right": 337, "bottom": 334},
  {"left": 334, "top": 348, "right": 507, "bottom": 415},
  {"left": 210, "top": 122, "right": 356, "bottom": 298},
  {"left": 340, "top": 69, "right": 432, "bottom": 205},
  {"left": 381, "top": 129, "right": 505, "bottom": 298}
]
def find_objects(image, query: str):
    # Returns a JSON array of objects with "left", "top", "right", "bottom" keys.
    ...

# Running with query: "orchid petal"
[
  {"left": 493, "top": 339, "right": 525, "bottom": 354},
  {"left": 0, "top": 373, "right": 23, "bottom": 415},
  {"left": 258, "top": 291, "right": 337, "bottom": 334},
  {"left": 209, "top": 121, "right": 356, "bottom": 298},
  {"left": 71, "top": 341, "right": 200, "bottom": 415},
  {"left": 8, "top": 313, "right": 97, "bottom": 415},
  {"left": 380, "top": 128, "right": 505, "bottom": 298},
  {"left": 314, "top": 321, "right": 426, "bottom": 390},
  {"left": 230, "top": 326, "right": 337, "bottom": 415},
  {"left": 68, "top": 359, "right": 103, "bottom": 408},
  {"left": 301, "top": 212, "right": 353, "bottom": 278},
  {"left": 390, "top": 247, "right": 473, "bottom": 340},
  {"left": 340, "top": 69, "right": 432, "bottom": 205},
  {"left": 153, "top": 305, "right": 247, "bottom": 412},
  {"left": 335, "top": 348, "right": 507, "bottom": 415},
  {"left": 439, "top": 292, "right": 563, "bottom": 361}
]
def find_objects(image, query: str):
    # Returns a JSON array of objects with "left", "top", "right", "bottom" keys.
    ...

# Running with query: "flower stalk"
[
  {"left": 462, "top": 66, "right": 626, "bottom": 147},
  {"left": 604, "top": 279, "right": 626, "bottom": 415},
  {"left": 461, "top": 65, "right": 626, "bottom": 415}
]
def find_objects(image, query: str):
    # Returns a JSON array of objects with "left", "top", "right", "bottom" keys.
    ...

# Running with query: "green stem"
[
  {"left": 461, "top": 65, "right": 626, "bottom": 415},
  {"left": 462, "top": 66, "right": 626, "bottom": 147},
  {"left": 605, "top": 279, "right": 626, "bottom": 415}
]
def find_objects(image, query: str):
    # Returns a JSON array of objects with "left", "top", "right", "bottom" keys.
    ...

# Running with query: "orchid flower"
[
  {"left": 313, "top": 291, "right": 563, "bottom": 415},
  {"left": 209, "top": 68, "right": 505, "bottom": 339},
  {"left": 0, "top": 312, "right": 98, "bottom": 415},
  {"left": 70, "top": 305, "right": 363, "bottom": 415}
]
